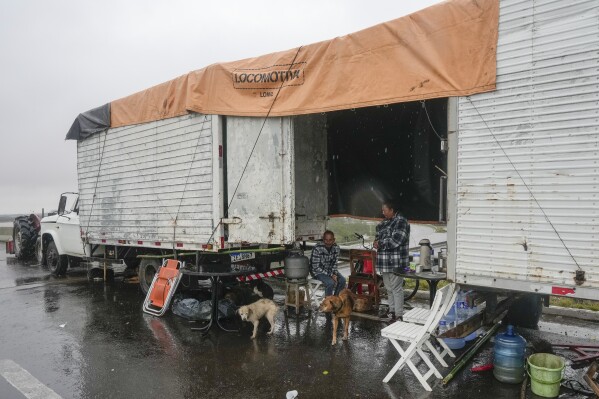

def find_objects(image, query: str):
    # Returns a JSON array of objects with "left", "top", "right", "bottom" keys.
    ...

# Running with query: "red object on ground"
[
  {"left": 470, "top": 364, "right": 494, "bottom": 372},
  {"left": 552, "top": 344, "right": 599, "bottom": 364}
]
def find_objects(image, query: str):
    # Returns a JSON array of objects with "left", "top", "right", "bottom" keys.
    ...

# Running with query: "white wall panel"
[
  {"left": 455, "top": 0, "right": 599, "bottom": 297},
  {"left": 77, "top": 113, "right": 218, "bottom": 249}
]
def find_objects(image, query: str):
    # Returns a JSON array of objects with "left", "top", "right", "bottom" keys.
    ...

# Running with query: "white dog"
[{"left": 237, "top": 298, "right": 279, "bottom": 339}]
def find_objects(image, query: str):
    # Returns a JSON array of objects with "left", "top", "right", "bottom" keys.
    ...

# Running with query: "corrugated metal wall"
[
  {"left": 77, "top": 113, "right": 216, "bottom": 248},
  {"left": 455, "top": 0, "right": 599, "bottom": 296}
]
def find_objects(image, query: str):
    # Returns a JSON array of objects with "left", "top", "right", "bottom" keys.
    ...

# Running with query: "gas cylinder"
[{"left": 284, "top": 252, "right": 310, "bottom": 281}]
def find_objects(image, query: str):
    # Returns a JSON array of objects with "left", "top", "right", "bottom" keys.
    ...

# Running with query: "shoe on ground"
[
  {"left": 381, "top": 311, "right": 395, "bottom": 321},
  {"left": 385, "top": 314, "right": 404, "bottom": 325}
]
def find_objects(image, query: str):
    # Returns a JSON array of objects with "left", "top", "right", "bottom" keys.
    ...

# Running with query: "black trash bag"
[
  {"left": 218, "top": 298, "right": 237, "bottom": 320},
  {"left": 172, "top": 298, "right": 212, "bottom": 320}
]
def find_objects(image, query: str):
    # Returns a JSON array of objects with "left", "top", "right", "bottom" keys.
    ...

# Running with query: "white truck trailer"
[{"left": 40, "top": 0, "right": 598, "bottom": 313}]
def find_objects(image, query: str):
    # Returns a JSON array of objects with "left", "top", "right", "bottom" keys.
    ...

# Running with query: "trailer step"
[{"left": 142, "top": 259, "right": 183, "bottom": 317}]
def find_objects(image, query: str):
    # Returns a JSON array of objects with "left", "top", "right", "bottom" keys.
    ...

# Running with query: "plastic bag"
[
  {"left": 172, "top": 298, "right": 211, "bottom": 320},
  {"left": 172, "top": 298, "right": 237, "bottom": 320},
  {"left": 217, "top": 298, "right": 237, "bottom": 319}
]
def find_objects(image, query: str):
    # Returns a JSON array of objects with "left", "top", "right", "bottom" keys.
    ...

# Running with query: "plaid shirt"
[
  {"left": 375, "top": 213, "right": 410, "bottom": 273},
  {"left": 309, "top": 242, "right": 340, "bottom": 276}
]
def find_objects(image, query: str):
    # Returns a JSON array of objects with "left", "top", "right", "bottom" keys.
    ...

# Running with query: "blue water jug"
[{"left": 493, "top": 325, "right": 527, "bottom": 384}]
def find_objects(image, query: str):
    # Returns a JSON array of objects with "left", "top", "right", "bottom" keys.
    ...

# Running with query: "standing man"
[
  {"left": 374, "top": 200, "right": 410, "bottom": 321},
  {"left": 310, "top": 230, "right": 346, "bottom": 297}
]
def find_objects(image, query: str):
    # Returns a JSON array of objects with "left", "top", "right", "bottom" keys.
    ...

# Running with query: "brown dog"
[{"left": 318, "top": 288, "right": 355, "bottom": 345}]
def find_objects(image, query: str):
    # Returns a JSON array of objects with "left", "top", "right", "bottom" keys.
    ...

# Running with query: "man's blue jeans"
[{"left": 314, "top": 272, "right": 346, "bottom": 296}]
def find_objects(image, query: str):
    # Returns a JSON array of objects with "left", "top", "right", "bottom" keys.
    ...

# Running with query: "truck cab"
[{"left": 38, "top": 192, "right": 86, "bottom": 275}]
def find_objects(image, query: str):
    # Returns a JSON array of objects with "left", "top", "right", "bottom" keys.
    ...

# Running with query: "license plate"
[{"left": 230, "top": 252, "right": 256, "bottom": 263}]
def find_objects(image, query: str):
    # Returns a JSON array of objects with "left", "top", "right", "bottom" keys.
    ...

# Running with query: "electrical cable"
[
  {"left": 83, "top": 130, "right": 109, "bottom": 244},
  {"left": 171, "top": 115, "right": 210, "bottom": 251},
  {"left": 201, "top": 45, "right": 305, "bottom": 256},
  {"left": 84, "top": 116, "right": 196, "bottom": 234},
  {"left": 226, "top": 46, "right": 304, "bottom": 211},
  {"left": 466, "top": 96, "right": 582, "bottom": 271},
  {"left": 562, "top": 379, "right": 594, "bottom": 396},
  {"left": 420, "top": 100, "right": 444, "bottom": 141}
]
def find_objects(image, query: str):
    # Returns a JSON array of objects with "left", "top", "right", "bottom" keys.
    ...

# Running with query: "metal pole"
[{"left": 439, "top": 175, "right": 447, "bottom": 222}]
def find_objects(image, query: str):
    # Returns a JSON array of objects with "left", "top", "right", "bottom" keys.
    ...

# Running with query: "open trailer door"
[{"left": 224, "top": 116, "right": 294, "bottom": 245}]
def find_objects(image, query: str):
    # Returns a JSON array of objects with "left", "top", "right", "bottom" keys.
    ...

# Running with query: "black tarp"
[{"left": 65, "top": 103, "right": 111, "bottom": 140}]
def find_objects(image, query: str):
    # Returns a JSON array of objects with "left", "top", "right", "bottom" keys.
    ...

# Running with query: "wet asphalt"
[{"left": 0, "top": 245, "right": 597, "bottom": 399}]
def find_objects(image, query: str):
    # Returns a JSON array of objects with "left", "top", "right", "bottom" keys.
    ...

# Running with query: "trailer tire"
[
  {"left": 13, "top": 216, "right": 37, "bottom": 260},
  {"left": 504, "top": 294, "right": 543, "bottom": 329},
  {"left": 47, "top": 241, "right": 68, "bottom": 276},
  {"left": 138, "top": 259, "right": 160, "bottom": 294}
]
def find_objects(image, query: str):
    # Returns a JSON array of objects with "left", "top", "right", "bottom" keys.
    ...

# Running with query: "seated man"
[{"left": 310, "top": 230, "right": 346, "bottom": 297}]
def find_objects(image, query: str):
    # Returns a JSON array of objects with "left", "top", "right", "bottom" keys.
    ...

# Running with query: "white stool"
[{"left": 285, "top": 280, "right": 311, "bottom": 315}]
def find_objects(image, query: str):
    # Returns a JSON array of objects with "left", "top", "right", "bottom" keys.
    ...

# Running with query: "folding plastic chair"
[
  {"left": 381, "top": 283, "right": 456, "bottom": 391},
  {"left": 307, "top": 278, "right": 324, "bottom": 304},
  {"left": 402, "top": 283, "right": 459, "bottom": 362},
  {"left": 142, "top": 259, "right": 183, "bottom": 316}
]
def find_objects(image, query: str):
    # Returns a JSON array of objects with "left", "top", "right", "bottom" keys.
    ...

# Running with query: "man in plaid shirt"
[
  {"left": 374, "top": 201, "right": 410, "bottom": 321},
  {"left": 310, "top": 230, "right": 346, "bottom": 297}
]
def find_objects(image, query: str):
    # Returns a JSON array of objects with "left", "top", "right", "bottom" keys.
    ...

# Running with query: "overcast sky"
[{"left": 0, "top": 0, "right": 442, "bottom": 215}]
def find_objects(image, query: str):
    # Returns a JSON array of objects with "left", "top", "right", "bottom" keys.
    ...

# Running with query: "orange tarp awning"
[{"left": 111, "top": 0, "right": 499, "bottom": 128}]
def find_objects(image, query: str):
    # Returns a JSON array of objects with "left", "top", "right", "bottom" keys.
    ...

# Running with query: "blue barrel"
[{"left": 493, "top": 325, "right": 527, "bottom": 384}]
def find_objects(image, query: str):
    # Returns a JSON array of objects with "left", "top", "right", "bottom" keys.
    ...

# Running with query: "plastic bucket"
[{"left": 527, "top": 353, "right": 565, "bottom": 398}]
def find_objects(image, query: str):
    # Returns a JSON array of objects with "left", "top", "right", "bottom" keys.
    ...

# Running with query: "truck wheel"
[
  {"left": 46, "top": 241, "right": 68, "bottom": 276},
  {"left": 504, "top": 294, "right": 543, "bottom": 329},
  {"left": 13, "top": 216, "right": 37, "bottom": 260},
  {"left": 138, "top": 259, "right": 160, "bottom": 294}
]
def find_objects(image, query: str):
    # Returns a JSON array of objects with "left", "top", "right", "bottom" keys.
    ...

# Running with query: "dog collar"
[{"left": 333, "top": 300, "right": 344, "bottom": 313}]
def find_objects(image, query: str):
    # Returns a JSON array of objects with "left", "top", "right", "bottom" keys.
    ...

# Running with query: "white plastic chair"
[
  {"left": 307, "top": 278, "right": 324, "bottom": 304},
  {"left": 381, "top": 283, "right": 457, "bottom": 391},
  {"left": 403, "top": 283, "right": 459, "bottom": 362}
]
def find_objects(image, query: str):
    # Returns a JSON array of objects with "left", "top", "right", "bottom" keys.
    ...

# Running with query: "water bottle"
[
  {"left": 438, "top": 319, "right": 448, "bottom": 335},
  {"left": 455, "top": 291, "right": 467, "bottom": 322},
  {"left": 445, "top": 303, "right": 457, "bottom": 328},
  {"left": 469, "top": 303, "right": 478, "bottom": 318},
  {"left": 493, "top": 325, "right": 527, "bottom": 384},
  {"left": 461, "top": 300, "right": 470, "bottom": 320}
]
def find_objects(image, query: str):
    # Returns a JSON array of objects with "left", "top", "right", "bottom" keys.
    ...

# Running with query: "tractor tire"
[
  {"left": 138, "top": 258, "right": 161, "bottom": 294},
  {"left": 46, "top": 241, "right": 68, "bottom": 276},
  {"left": 13, "top": 216, "right": 38, "bottom": 260}
]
